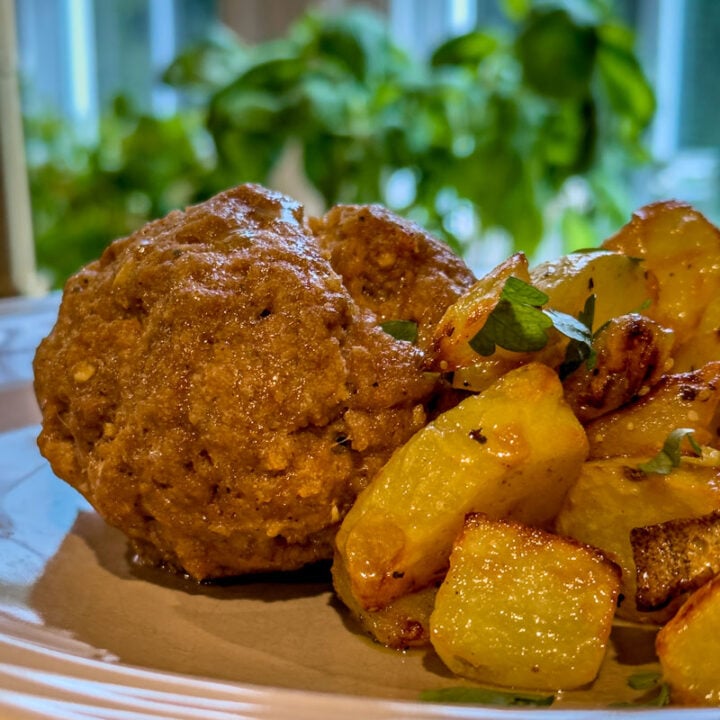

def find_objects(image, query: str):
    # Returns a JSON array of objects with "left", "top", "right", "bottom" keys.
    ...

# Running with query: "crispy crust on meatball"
[{"left": 33, "top": 184, "right": 470, "bottom": 580}]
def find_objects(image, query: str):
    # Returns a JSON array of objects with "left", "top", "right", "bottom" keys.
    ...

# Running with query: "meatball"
[
  {"left": 33, "top": 184, "right": 471, "bottom": 581},
  {"left": 310, "top": 204, "right": 476, "bottom": 350}
]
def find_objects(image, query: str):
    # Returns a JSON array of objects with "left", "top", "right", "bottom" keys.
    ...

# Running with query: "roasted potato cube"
[
  {"left": 631, "top": 510, "right": 720, "bottom": 611},
  {"left": 672, "top": 295, "right": 720, "bottom": 373},
  {"left": 530, "top": 249, "right": 658, "bottom": 332},
  {"left": 556, "top": 456, "right": 720, "bottom": 622},
  {"left": 426, "top": 252, "right": 540, "bottom": 378},
  {"left": 331, "top": 552, "right": 435, "bottom": 649},
  {"left": 602, "top": 200, "right": 720, "bottom": 345},
  {"left": 450, "top": 359, "right": 523, "bottom": 394},
  {"left": 562, "top": 313, "right": 675, "bottom": 423},
  {"left": 656, "top": 573, "right": 720, "bottom": 706},
  {"left": 585, "top": 362, "right": 720, "bottom": 459},
  {"left": 430, "top": 514, "right": 620, "bottom": 691},
  {"left": 334, "top": 362, "right": 588, "bottom": 610}
]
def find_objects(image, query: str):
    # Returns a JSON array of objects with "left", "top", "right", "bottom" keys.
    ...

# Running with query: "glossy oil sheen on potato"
[
  {"left": 334, "top": 362, "right": 588, "bottom": 611},
  {"left": 530, "top": 249, "right": 658, "bottom": 331},
  {"left": 656, "top": 573, "right": 720, "bottom": 705},
  {"left": 430, "top": 514, "right": 620, "bottom": 691},
  {"left": 555, "top": 455, "right": 720, "bottom": 622},
  {"left": 602, "top": 200, "right": 720, "bottom": 346},
  {"left": 585, "top": 361, "right": 720, "bottom": 459},
  {"left": 331, "top": 552, "right": 436, "bottom": 649}
]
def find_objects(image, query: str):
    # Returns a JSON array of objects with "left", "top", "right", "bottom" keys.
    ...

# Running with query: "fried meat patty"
[
  {"left": 311, "top": 204, "right": 476, "bottom": 349},
  {"left": 33, "top": 184, "right": 474, "bottom": 581}
]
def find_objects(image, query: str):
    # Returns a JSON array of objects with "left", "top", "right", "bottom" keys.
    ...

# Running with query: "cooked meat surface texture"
[
  {"left": 33, "top": 184, "right": 470, "bottom": 581},
  {"left": 311, "top": 204, "right": 476, "bottom": 350}
]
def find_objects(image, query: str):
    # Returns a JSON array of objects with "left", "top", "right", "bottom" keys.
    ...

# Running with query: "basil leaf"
[
  {"left": 638, "top": 428, "right": 702, "bottom": 475},
  {"left": 380, "top": 319, "right": 418, "bottom": 343},
  {"left": 420, "top": 686, "right": 554, "bottom": 707}
]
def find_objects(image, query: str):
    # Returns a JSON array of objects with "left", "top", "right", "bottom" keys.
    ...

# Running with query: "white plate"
[{"left": 0, "top": 424, "right": 716, "bottom": 720}]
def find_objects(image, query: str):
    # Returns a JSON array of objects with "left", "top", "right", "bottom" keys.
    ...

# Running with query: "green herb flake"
[
  {"left": 469, "top": 277, "right": 595, "bottom": 364},
  {"left": 624, "top": 671, "right": 671, "bottom": 707},
  {"left": 420, "top": 686, "right": 554, "bottom": 707},
  {"left": 501, "top": 275, "right": 549, "bottom": 306},
  {"left": 628, "top": 671, "right": 663, "bottom": 690},
  {"left": 380, "top": 319, "right": 418, "bottom": 343},
  {"left": 469, "top": 297, "right": 553, "bottom": 356},
  {"left": 544, "top": 308, "right": 594, "bottom": 347},
  {"left": 558, "top": 294, "right": 597, "bottom": 379},
  {"left": 577, "top": 292, "right": 596, "bottom": 331},
  {"left": 654, "top": 682, "right": 671, "bottom": 707},
  {"left": 638, "top": 428, "right": 703, "bottom": 475}
]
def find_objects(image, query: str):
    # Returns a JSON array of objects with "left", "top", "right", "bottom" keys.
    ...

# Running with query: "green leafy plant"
[
  {"left": 25, "top": 99, "right": 212, "bottom": 284},
  {"left": 24, "top": 1, "right": 654, "bottom": 287}
]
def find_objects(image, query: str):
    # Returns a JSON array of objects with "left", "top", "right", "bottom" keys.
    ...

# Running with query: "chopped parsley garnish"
[
  {"left": 469, "top": 276, "right": 594, "bottom": 365},
  {"left": 558, "top": 294, "right": 597, "bottom": 379},
  {"left": 628, "top": 671, "right": 663, "bottom": 690},
  {"left": 625, "top": 671, "right": 671, "bottom": 707},
  {"left": 638, "top": 428, "right": 703, "bottom": 475},
  {"left": 380, "top": 319, "right": 418, "bottom": 343},
  {"left": 420, "top": 686, "right": 554, "bottom": 707}
]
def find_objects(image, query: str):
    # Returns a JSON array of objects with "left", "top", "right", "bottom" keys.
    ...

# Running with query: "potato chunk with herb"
[
  {"left": 556, "top": 455, "right": 720, "bottom": 622},
  {"left": 334, "top": 362, "right": 588, "bottom": 611},
  {"left": 602, "top": 200, "right": 720, "bottom": 346},
  {"left": 430, "top": 514, "right": 620, "bottom": 691},
  {"left": 632, "top": 510, "right": 720, "bottom": 611},
  {"left": 530, "top": 249, "right": 658, "bottom": 332},
  {"left": 427, "top": 252, "right": 536, "bottom": 376},
  {"left": 584, "top": 362, "right": 720, "bottom": 459},
  {"left": 656, "top": 573, "right": 720, "bottom": 705}
]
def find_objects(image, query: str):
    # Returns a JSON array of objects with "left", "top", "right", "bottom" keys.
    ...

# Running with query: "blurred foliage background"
[{"left": 22, "top": 0, "right": 654, "bottom": 287}]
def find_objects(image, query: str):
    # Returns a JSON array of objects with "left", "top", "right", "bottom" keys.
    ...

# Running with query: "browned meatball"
[
  {"left": 310, "top": 204, "right": 476, "bottom": 350},
  {"left": 34, "top": 184, "right": 444, "bottom": 581}
]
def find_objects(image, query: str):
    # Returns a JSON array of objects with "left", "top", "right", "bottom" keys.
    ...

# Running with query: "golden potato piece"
[
  {"left": 331, "top": 552, "right": 435, "bottom": 649},
  {"left": 430, "top": 514, "right": 620, "bottom": 691},
  {"left": 672, "top": 295, "right": 720, "bottom": 373},
  {"left": 335, "top": 362, "right": 588, "bottom": 610},
  {"left": 530, "top": 249, "right": 658, "bottom": 332},
  {"left": 631, "top": 510, "right": 720, "bottom": 612},
  {"left": 585, "top": 362, "right": 720, "bottom": 459},
  {"left": 426, "top": 252, "right": 536, "bottom": 376},
  {"left": 656, "top": 573, "right": 720, "bottom": 706},
  {"left": 602, "top": 200, "right": 720, "bottom": 345},
  {"left": 562, "top": 313, "right": 674, "bottom": 423},
  {"left": 556, "top": 455, "right": 720, "bottom": 622}
]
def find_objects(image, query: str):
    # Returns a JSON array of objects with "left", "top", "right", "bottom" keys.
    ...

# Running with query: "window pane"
[
  {"left": 94, "top": 0, "right": 151, "bottom": 111},
  {"left": 680, "top": 0, "right": 720, "bottom": 148}
]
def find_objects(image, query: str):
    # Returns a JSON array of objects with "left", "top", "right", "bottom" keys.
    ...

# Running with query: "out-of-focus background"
[{"left": 4, "top": 0, "right": 720, "bottom": 292}]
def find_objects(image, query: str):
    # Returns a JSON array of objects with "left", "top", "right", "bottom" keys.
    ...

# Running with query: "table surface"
[{"left": 0, "top": 292, "right": 60, "bottom": 431}]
